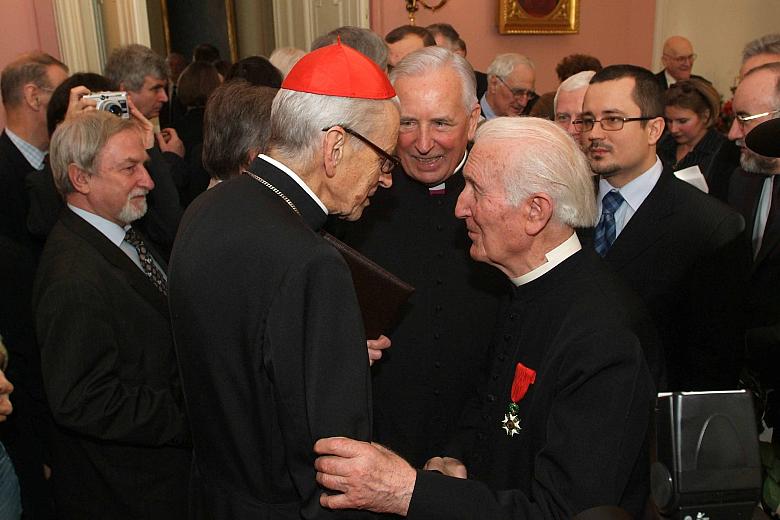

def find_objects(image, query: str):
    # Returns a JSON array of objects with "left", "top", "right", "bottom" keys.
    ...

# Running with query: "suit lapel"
[
  {"left": 605, "top": 169, "right": 676, "bottom": 267},
  {"left": 61, "top": 209, "right": 170, "bottom": 318}
]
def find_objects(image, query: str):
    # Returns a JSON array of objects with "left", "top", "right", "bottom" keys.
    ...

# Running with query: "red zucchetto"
[{"left": 281, "top": 40, "right": 395, "bottom": 100}]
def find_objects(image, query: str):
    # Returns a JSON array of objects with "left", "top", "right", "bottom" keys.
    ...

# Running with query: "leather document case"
[{"left": 321, "top": 232, "right": 414, "bottom": 339}]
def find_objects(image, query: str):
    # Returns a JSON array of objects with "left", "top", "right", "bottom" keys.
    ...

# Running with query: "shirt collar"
[
  {"left": 67, "top": 203, "right": 129, "bottom": 247},
  {"left": 664, "top": 69, "right": 677, "bottom": 87},
  {"left": 598, "top": 157, "right": 663, "bottom": 212},
  {"left": 257, "top": 154, "right": 328, "bottom": 215},
  {"left": 511, "top": 232, "right": 582, "bottom": 286},
  {"left": 6, "top": 128, "right": 46, "bottom": 170},
  {"left": 480, "top": 93, "right": 497, "bottom": 120}
]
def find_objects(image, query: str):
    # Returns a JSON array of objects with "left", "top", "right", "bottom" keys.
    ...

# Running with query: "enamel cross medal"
[{"left": 501, "top": 362, "right": 536, "bottom": 437}]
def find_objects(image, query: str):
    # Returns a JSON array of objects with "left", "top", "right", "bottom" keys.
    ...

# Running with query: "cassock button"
[
  {"left": 482, "top": 413, "right": 489, "bottom": 421},
  {"left": 436, "top": 251, "right": 444, "bottom": 258},
  {"left": 492, "top": 374, "right": 499, "bottom": 380},
  {"left": 435, "top": 279, "right": 443, "bottom": 286},
  {"left": 434, "top": 362, "right": 441, "bottom": 369},
  {"left": 436, "top": 224, "right": 443, "bottom": 231},
  {"left": 434, "top": 333, "right": 441, "bottom": 340},
  {"left": 498, "top": 354, "right": 506, "bottom": 362},
  {"left": 477, "top": 432, "right": 486, "bottom": 441},
  {"left": 487, "top": 394, "right": 496, "bottom": 402},
  {"left": 433, "top": 389, "right": 440, "bottom": 396},
  {"left": 509, "top": 313, "right": 518, "bottom": 320},
  {"left": 435, "top": 305, "right": 443, "bottom": 313},
  {"left": 503, "top": 334, "right": 511, "bottom": 342}
]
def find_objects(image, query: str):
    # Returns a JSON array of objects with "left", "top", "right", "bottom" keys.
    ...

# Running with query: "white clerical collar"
[
  {"left": 511, "top": 232, "right": 581, "bottom": 286},
  {"left": 428, "top": 150, "right": 468, "bottom": 194},
  {"left": 258, "top": 154, "right": 328, "bottom": 215},
  {"left": 68, "top": 203, "right": 129, "bottom": 247}
]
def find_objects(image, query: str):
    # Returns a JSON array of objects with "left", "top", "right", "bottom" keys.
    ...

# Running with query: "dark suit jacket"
[
  {"left": 33, "top": 208, "right": 190, "bottom": 519},
  {"left": 475, "top": 70, "right": 488, "bottom": 101},
  {"left": 169, "top": 159, "right": 374, "bottom": 519},
  {"left": 406, "top": 250, "right": 655, "bottom": 519},
  {"left": 728, "top": 169, "right": 780, "bottom": 397},
  {"left": 0, "top": 130, "right": 36, "bottom": 246},
  {"left": 583, "top": 167, "right": 748, "bottom": 391}
]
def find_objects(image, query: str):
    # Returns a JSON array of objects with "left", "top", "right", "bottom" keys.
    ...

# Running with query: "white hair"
[
  {"left": 554, "top": 70, "right": 596, "bottom": 112},
  {"left": 269, "top": 89, "right": 398, "bottom": 166},
  {"left": 474, "top": 117, "right": 597, "bottom": 227},
  {"left": 389, "top": 46, "right": 477, "bottom": 112},
  {"left": 486, "top": 53, "right": 535, "bottom": 78}
]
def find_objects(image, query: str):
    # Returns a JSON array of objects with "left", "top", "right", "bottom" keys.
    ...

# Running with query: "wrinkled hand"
[
  {"left": 0, "top": 369, "right": 13, "bottom": 421},
  {"left": 423, "top": 456, "right": 467, "bottom": 479},
  {"left": 367, "top": 335, "right": 391, "bottom": 366},
  {"left": 63, "top": 85, "right": 97, "bottom": 122},
  {"left": 314, "top": 437, "right": 416, "bottom": 515},
  {"left": 126, "top": 97, "right": 155, "bottom": 149},
  {"left": 157, "top": 128, "right": 185, "bottom": 157}
]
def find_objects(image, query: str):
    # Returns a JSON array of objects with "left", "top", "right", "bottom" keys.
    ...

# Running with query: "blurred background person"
[
  {"left": 225, "top": 56, "right": 282, "bottom": 87},
  {"left": 269, "top": 47, "right": 305, "bottom": 78},
  {"left": 658, "top": 78, "right": 736, "bottom": 187},
  {"left": 312, "top": 26, "right": 388, "bottom": 71},
  {"left": 201, "top": 80, "right": 277, "bottom": 189}
]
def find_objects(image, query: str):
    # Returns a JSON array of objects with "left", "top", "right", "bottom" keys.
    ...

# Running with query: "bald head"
[{"left": 661, "top": 36, "right": 695, "bottom": 81}]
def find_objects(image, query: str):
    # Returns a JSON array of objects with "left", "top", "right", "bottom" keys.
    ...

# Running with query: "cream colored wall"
[
  {"left": 234, "top": 0, "right": 275, "bottom": 58},
  {"left": 654, "top": 0, "right": 780, "bottom": 100}
]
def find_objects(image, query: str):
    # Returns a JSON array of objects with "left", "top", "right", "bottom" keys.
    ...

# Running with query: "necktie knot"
[
  {"left": 124, "top": 228, "right": 167, "bottom": 296},
  {"left": 601, "top": 190, "right": 624, "bottom": 214}
]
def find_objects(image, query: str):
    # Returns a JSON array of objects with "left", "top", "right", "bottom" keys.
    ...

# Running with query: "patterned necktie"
[
  {"left": 124, "top": 228, "right": 168, "bottom": 296},
  {"left": 594, "top": 190, "right": 625, "bottom": 257}
]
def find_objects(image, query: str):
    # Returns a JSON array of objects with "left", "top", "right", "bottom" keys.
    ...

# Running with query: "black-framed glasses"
[
  {"left": 663, "top": 53, "right": 697, "bottom": 64},
  {"left": 572, "top": 115, "right": 659, "bottom": 132},
  {"left": 322, "top": 125, "right": 399, "bottom": 174},
  {"left": 497, "top": 76, "right": 535, "bottom": 100},
  {"left": 735, "top": 109, "right": 780, "bottom": 127}
]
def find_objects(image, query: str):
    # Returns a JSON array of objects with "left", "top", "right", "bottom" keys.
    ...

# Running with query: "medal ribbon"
[{"left": 511, "top": 362, "right": 536, "bottom": 403}]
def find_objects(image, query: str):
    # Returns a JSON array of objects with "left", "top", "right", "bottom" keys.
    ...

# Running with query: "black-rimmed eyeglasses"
[
  {"left": 322, "top": 126, "right": 399, "bottom": 174},
  {"left": 572, "top": 116, "right": 659, "bottom": 132}
]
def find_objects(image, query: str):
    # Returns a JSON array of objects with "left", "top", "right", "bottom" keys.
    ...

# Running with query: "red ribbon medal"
[{"left": 501, "top": 363, "right": 536, "bottom": 436}]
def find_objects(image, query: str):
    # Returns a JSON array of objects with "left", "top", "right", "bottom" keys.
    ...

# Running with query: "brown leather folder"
[{"left": 321, "top": 232, "right": 414, "bottom": 339}]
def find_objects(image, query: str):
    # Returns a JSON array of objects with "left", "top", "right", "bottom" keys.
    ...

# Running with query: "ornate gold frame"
[
  {"left": 498, "top": 0, "right": 579, "bottom": 35},
  {"left": 160, "top": 0, "right": 238, "bottom": 62}
]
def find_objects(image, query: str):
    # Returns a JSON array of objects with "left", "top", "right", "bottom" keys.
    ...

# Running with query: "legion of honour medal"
[{"left": 501, "top": 362, "right": 536, "bottom": 437}]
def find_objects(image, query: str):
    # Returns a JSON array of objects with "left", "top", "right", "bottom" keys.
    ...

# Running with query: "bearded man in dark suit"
[
  {"left": 580, "top": 64, "right": 748, "bottom": 391},
  {"left": 33, "top": 111, "right": 190, "bottom": 519}
]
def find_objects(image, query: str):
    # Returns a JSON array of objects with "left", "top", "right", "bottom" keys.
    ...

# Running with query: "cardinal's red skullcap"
[{"left": 282, "top": 41, "right": 395, "bottom": 100}]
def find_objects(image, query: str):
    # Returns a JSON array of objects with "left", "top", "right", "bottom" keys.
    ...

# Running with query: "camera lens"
[{"left": 106, "top": 103, "right": 122, "bottom": 116}]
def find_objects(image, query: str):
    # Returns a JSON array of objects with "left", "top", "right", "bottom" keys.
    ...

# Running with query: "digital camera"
[{"left": 84, "top": 91, "right": 129, "bottom": 119}]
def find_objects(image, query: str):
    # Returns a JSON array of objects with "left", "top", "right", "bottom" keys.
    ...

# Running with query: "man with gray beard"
[
  {"left": 33, "top": 111, "right": 190, "bottom": 518},
  {"left": 727, "top": 62, "right": 780, "bottom": 437}
]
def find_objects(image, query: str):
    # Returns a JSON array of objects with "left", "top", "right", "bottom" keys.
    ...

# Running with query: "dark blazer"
[
  {"left": 406, "top": 250, "right": 655, "bottom": 519},
  {"left": 584, "top": 167, "right": 749, "bottom": 391},
  {"left": 33, "top": 208, "right": 190, "bottom": 519},
  {"left": 169, "top": 159, "right": 374, "bottom": 519},
  {"left": 475, "top": 70, "right": 488, "bottom": 101},
  {"left": 657, "top": 128, "right": 736, "bottom": 187},
  {"left": 0, "top": 130, "right": 36, "bottom": 246},
  {"left": 728, "top": 169, "right": 780, "bottom": 402}
]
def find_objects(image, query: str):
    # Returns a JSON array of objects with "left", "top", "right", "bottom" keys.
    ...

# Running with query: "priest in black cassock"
[
  {"left": 168, "top": 43, "right": 400, "bottom": 519},
  {"left": 314, "top": 117, "right": 657, "bottom": 519}
]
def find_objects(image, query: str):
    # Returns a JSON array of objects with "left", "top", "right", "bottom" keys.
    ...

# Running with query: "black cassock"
[
  {"left": 407, "top": 247, "right": 656, "bottom": 519},
  {"left": 169, "top": 156, "right": 374, "bottom": 519}
]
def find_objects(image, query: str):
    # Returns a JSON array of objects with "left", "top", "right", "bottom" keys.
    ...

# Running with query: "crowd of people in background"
[{"left": 0, "top": 19, "right": 778, "bottom": 520}]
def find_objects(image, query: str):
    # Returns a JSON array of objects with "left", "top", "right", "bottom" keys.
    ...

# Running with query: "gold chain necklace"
[{"left": 243, "top": 169, "right": 301, "bottom": 216}]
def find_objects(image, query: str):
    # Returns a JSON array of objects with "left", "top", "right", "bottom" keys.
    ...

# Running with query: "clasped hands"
[{"left": 314, "top": 436, "right": 466, "bottom": 516}]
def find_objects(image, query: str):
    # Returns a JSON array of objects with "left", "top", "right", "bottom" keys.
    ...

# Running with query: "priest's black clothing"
[
  {"left": 406, "top": 247, "right": 655, "bottom": 519},
  {"left": 328, "top": 164, "right": 507, "bottom": 467},
  {"left": 169, "top": 156, "right": 374, "bottom": 519}
]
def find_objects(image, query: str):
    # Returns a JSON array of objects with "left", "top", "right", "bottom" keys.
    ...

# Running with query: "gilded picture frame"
[{"left": 498, "top": 0, "right": 580, "bottom": 35}]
